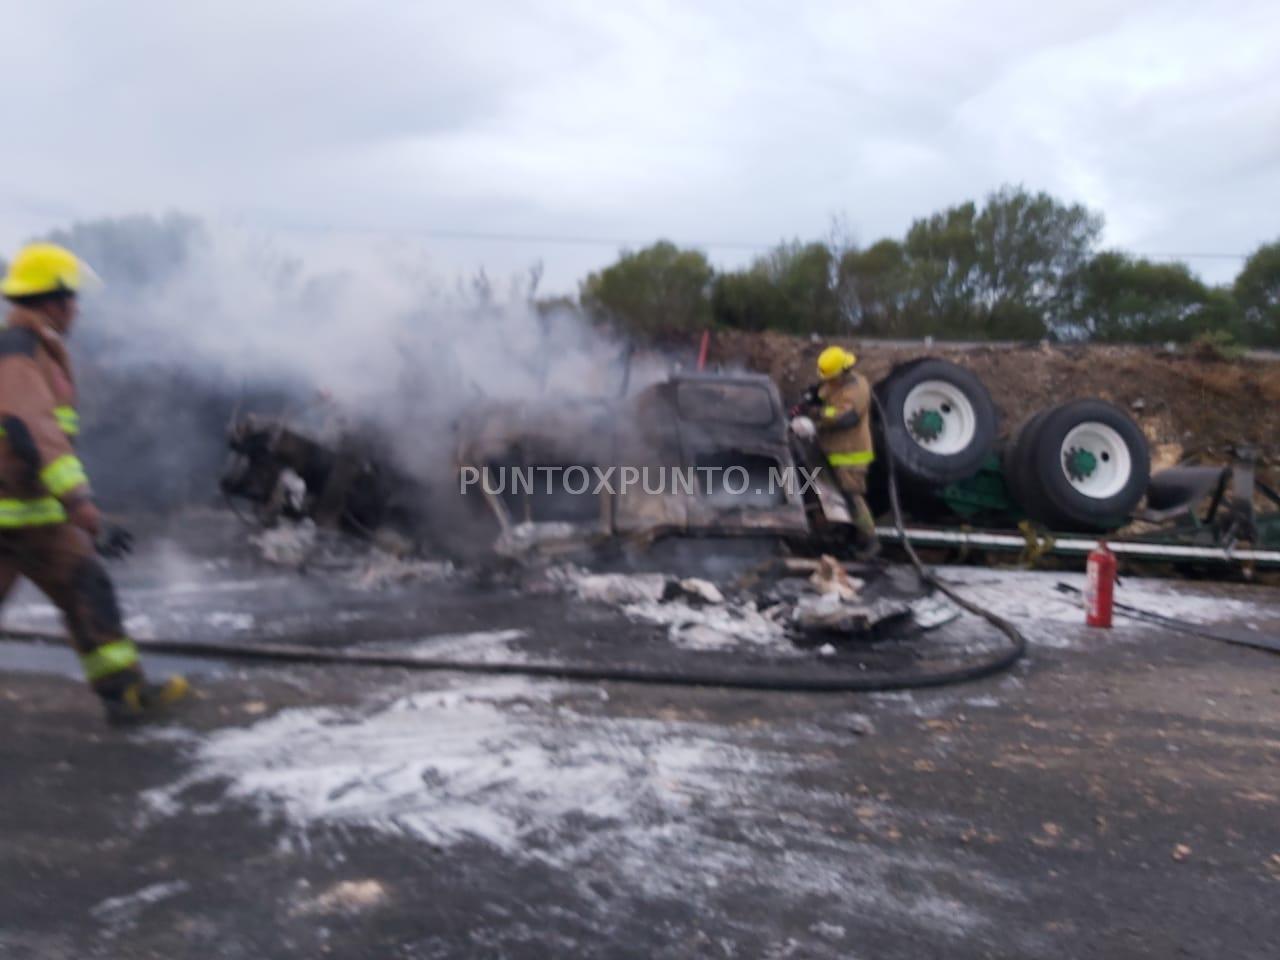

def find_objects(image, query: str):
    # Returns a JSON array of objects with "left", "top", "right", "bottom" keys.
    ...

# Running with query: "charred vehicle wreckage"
[
  {"left": 217, "top": 354, "right": 1280, "bottom": 686},
  {"left": 222, "top": 356, "right": 1279, "bottom": 569},
  {"left": 225, "top": 371, "right": 852, "bottom": 559}
]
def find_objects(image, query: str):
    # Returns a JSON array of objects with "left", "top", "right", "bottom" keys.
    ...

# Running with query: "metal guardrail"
[{"left": 875, "top": 525, "right": 1280, "bottom": 567}]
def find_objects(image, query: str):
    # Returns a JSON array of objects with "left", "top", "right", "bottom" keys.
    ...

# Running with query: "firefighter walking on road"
[
  {"left": 807, "top": 345, "right": 879, "bottom": 553},
  {"left": 0, "top": 243, "right": 187, "bottom": 724}
]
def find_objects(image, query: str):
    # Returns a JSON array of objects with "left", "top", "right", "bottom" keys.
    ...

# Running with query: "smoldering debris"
[
  {"left": 789, "top": 556, "right": 913, "bottom": 633},
  {"left": 620, "top": 594, "right": 792, "bottom": 652},
  {"left": 808, "top": 554, "right": 864, "bottom": 600},
  {"left": 217, "top": 337, "right": 843, "bottom": 569},
  {"left": 545, "top": 559, "right": 951, "bottom": 655},
  {"left": 550, "top": 568, "right": 787, "bottom": 652},
  {"left": 668, "top": 577, "right": 726, "bottom": 605},
  {"left": 250, "top": 519, "right": 453, "bottom": 590},
  {"left": 792, "top": 592, "right": 911, "bottom": 634},
  {"left": 565, "top": 570, "right": 668, "bottom": 605},
  {"left": 252, "top": 522, "right": 319, "bottom": 567}
]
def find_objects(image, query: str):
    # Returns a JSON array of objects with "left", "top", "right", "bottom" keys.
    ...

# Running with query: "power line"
[
  {"left": 402, "top": 228, "right": 1253, "bottom": 261},
  {"left": 1134, "top": 251, "right": 1248, "bottom": 261},
  {"left": 404, "top": 228, "right": 771, "bottom": 252}
]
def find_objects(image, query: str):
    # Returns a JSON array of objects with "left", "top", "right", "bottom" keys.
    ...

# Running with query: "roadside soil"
[{"left": 694, "top": 331, "right": 1280, "bottom": 474}]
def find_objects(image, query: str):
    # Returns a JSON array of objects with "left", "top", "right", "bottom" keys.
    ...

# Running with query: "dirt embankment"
[{"left": 700, "top": 330, "right": 1280, "bottom": 473}]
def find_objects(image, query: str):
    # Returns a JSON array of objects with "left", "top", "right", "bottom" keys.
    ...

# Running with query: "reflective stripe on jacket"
[
  {"left": 827, "top": 450, "right": 875, "bottom": 467},
  {"left": 0, "top": 496, "right": 67, "bottom": 527},
  {"left": 0, "top": 405, "right": 78, "bottom": 439},
  {"left": 0, "top": 307, "right": 90, "bottom": 523}
]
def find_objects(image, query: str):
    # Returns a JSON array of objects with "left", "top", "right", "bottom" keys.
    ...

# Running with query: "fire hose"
[{"left": 1053, "top": 582, "right": 1280, "bottom": 655}]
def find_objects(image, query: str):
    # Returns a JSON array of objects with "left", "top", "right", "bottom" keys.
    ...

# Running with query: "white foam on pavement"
[{"left": 146, "top": 677, "right": 1022, "bottom": 943}]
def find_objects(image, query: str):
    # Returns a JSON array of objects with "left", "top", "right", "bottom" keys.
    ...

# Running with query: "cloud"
[
  {"left": 951, "top": 2, "right": 1280, "bottom": 266},
  {"left": 2, "top": 0, "right": 1276, "bottom": 287}
]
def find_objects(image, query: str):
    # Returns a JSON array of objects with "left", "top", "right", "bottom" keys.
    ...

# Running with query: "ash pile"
[{"left": 541, "top": 553, "right": 961, "bottom": 660}]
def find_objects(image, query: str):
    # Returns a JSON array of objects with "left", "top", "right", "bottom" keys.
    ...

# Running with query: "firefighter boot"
[
  {"left": 848, "top": 493, "right": 881, "bottom": 560},
  {"left": 104, "top": 675, "right": 190, "bottom": 727},
  {"left": 855, "top": 530, "right": 882, "bottom": 560}
]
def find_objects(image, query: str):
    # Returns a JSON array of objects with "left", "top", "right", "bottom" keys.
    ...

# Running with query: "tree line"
[{"left": 576, "top": 186, "right": 1280, "bottom": 347}]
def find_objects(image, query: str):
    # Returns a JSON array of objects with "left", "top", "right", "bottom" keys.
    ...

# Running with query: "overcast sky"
[{"left": 1, "top": 0, "right": 1276, "bottom": 291}]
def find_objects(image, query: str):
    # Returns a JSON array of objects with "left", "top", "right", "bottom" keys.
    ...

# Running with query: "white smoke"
[
  {"left": 46, "top": 215, "right": 650, "bottom": 507},
  {"left": 77, "top": 220, "right": 625, "bottom": 408}
]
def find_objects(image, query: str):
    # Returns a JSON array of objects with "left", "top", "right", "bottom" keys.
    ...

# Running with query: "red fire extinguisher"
[{"left": 1085, "top": 541, "right": 1116, "bottom": 628}]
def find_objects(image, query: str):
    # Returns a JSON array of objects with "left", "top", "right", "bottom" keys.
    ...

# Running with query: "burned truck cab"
[
  {"left": 614, "top": 373, "right": 805, "bottom": 533},
  {"left": 221, "top": 372, "right": 858, "bottom": 562},
  {"left": 456, "top": 373, "right": 818, "bottom": 559}
]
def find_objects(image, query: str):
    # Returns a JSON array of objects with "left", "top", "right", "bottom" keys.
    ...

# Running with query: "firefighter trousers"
[
  {"left": 832, "top": 466, "right": 878, "bottom": 546},
  {"left": 0, "top": 523, "right": 142, "bottom": 698}
]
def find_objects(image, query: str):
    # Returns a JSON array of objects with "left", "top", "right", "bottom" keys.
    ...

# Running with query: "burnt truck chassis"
[{"left": 221, "top": 374, "right": 857, "bottom": 562}]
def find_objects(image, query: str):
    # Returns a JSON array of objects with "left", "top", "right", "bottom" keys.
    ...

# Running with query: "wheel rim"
[
  {"left": 902, "top": 380, "right": 977, "bottom": 456},
  {"left": 1059, "top": 422, "right": 1132, "bottom": 499}
]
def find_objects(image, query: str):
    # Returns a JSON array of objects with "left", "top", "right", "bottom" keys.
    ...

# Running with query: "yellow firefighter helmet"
[
  {"left": 817, "top": 345, "right": 856, "bottom": 380},
  {"left": 1, "top": 243, "right": 94, "bottom": 298}
]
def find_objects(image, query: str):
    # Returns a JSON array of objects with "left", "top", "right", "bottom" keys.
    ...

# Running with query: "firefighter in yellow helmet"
[
  {"left": 802, "top": 346, "right": 878, "bottom": 552},
  {"left": 0, "top": 243, "right": 188, "bottom": 724}
]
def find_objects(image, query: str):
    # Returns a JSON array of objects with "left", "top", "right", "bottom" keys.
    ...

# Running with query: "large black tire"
[
  {"left": 1007, "top": 399, "right": 1149, "bottom": 532},
  {"left": 1145, "top": 466, "right": 1225, "bottom": 513},
  {"left": 874, "top": 359, "right": 998, "bottom": 487},
  {"left": 1000, "top": 408, "right": 1052, "bottom": 522}
]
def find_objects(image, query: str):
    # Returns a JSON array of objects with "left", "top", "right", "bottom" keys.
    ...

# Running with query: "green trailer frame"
[{"left": 898, "top": 451, "right": 1280, "bottom": 570}]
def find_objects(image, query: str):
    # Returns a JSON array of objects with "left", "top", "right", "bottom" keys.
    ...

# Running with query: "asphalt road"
[{"left": 1, "top": 519, "right": 1278, "bottom": 959}]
